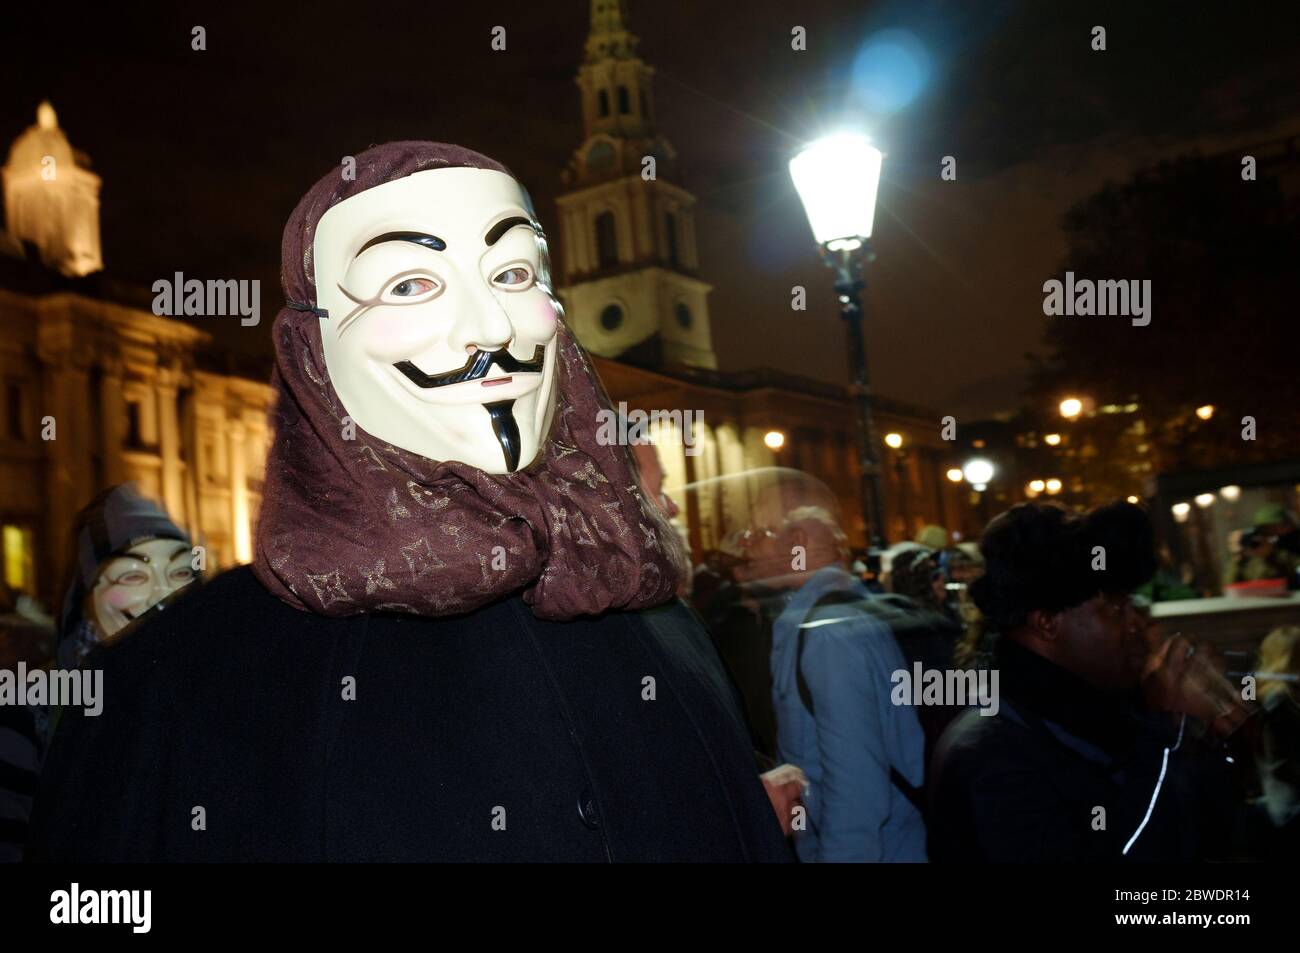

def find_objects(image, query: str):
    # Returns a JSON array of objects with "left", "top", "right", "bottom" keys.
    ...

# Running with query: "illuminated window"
[{"left": 2, "top": 524, "right": 36, "bottom": 595}]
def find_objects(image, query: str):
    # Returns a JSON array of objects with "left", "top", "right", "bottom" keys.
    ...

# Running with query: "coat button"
[{"left": 577, "top": 789, "right": 599, "bottom": 830}]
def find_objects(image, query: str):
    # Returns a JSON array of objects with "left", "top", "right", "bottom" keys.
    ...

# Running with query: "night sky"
[{"left": 5, "top": 0, "right": 1298, "bottom": 418}]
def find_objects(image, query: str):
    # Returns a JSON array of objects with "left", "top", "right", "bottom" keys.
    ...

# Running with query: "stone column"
[
  {"left": 227, "top": 415, "right": 251, "bottom": 564},
  {"left": 98, "top": 356, "right": 126, "bottom": 486},
  {"left": 155, "top": 364, "right": 184, "bottom": 521}
]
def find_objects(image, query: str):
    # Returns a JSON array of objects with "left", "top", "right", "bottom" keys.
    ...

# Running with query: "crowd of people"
[
  {"left": 682, "top": 489, "right": 1300, "bottom": 862},
  {"left": 2, "top": 139, "right": 1297, "bottom": 863},
  {"left": 4, "top": 481, "right": 1299, "bottom": 863}
]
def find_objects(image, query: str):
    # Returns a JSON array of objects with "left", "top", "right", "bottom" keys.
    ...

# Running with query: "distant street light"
[
  {"left": 1044, "top": 433, "right": 1062, "bottom": 446},
  {"left": 790, "top": 131, "right": 888, "bottom": 546},
  {"left": 1045, "top": 478, "right": 1063, "bottom": 495},
  {"left": 945, "top": 468, "right": 964, "bottom": 483},
  {"left": 1172, "top": 502, "right": 1191, "bottom": 523},
  {"left": 1194, "top": 492, "right": 1215, "bottom": 508},
  {"left": 1220, "top": 485, "right": 1242, "bottom": 501},
  {"left": 1195, "top": 404, "right": 1215, "bottom": 420},
  {"left": 763, "top": 430, "right": 786, "bottom": 451},
  {"left": 962, "top": 458, "right": 995, "bottom": 492},
  {"left": 1126, "top": 495, "right": 1140, "bottom": 504},
  {"left": 884, "top": 432, "right": 904, "bottom": 449},
  {"left": 1029, "top": 479, "right": 1046, "bottom": 493},
  {"left": 1059, "top": 397, "right": 1084, "bottom": 420}
]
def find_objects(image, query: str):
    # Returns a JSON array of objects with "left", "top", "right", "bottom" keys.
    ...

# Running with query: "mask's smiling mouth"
[{"left": 394, "top": 345, "right": 544, "bottom": 389}]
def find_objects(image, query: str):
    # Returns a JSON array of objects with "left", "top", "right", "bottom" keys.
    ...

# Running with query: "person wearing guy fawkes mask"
[
  {"left": 55, "top": 484, "right": 195, "bottom": 673},
  {"left": 29, "top": 142, "right": 789, "bottom": 863},
  {"left": 928, "top": 500, "right": 1250, "bottom": 862},
  {"left": 3, "top": 485, "right": 193, "bottom": 862}
]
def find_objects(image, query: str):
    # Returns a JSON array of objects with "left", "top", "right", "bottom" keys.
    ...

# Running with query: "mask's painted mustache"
[{"left": 393, "top": 345, "right": 545, "bottom": 388}]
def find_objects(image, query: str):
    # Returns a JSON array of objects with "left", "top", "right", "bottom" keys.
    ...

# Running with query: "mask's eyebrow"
[
  {"left": 355, "top": 231, "right": 446, "bottom": 259},
  {"left": 485, "top": 215, "right": 541, "bottom": 247}
]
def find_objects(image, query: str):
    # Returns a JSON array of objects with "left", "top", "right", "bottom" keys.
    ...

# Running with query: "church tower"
[
  {"left": 555, "top": 0, "right": 717, "bottom": 369},
  {"left": 2, "top": 101, "right": 103, "bottom": 277}
]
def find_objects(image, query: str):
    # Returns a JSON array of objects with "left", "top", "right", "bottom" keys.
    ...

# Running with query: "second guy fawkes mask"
[{"left": 313, "top": 167, "right": 560, "bottom": 473}]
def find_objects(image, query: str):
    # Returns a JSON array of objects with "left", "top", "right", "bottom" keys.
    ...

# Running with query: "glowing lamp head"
[
  {"left": 884, "top": 432, "right": 903, "bottom": 449},
  {"left": 789, "top": 133, "right": 884, "bottom": 245},
  {"left": 962, "top": 458, "right": 994, "bottom": 487},
  {"left": 1059, "top": 398, "right": 1083, "bottom": 420},
  {"left": 764, "top": 430, "right": 786, "bottom": 451}
]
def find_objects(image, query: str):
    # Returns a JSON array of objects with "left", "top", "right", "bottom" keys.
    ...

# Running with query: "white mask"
[
  {"left": 91, "top": 537, "right": 195, "bottom": 637},
  {"left": 313, "top": 167, "right": 561, "bottom": 472}
]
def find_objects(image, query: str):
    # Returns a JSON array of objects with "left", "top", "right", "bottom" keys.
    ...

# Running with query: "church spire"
[
  {"left": 583, "top": 0, "right": 638, "bottom": 63},
  {"left": 556, "top": 2, "right": 718, "bottom": 370}
]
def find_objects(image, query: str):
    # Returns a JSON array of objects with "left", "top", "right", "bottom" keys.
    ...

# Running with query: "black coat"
[
  {"left": 29, "top": 567, "right": 790, "bottom": 862},
  {"left": 927, "top": 638, "right": 1238, "bottom": 863}
]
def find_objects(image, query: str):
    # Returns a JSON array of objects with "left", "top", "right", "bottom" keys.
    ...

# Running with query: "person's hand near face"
[
  {"left": 1139, "top": 623, "right": 1250, "bottom": 737},
  {"left": 91, "top": 538, "right": 196, "bottom": 637}
]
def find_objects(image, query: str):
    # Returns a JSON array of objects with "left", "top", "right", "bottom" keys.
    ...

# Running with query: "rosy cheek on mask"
[
  {"left": 508, "top": 295, "right": 560, "bottom": 340},
  {"left": 103, "top": 586, "right": 145, "bottom": 610},
  {"left": 359, "top": 310, "right": 443, "bottom": 359}
]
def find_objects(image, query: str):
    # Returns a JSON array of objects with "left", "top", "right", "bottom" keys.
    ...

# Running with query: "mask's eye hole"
[
  {"left": 169, "top": 565, "right": 195, "bottom": 584},
  {"left": 384, "top": 276, "right": 440, "bottom": 301},
  {"left": 110, "top": 569, "right": 150, "bottom": 587},
  {"left": 493, "top": 266, "right": 534, "bottom": 289}
]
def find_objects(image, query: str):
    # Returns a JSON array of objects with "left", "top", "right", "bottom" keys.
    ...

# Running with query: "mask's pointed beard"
[{"left": 484, "top": 400, "right": 522, "bottom": 472}]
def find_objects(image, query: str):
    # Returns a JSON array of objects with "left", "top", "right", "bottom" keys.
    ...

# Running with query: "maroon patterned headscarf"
[{"left": 251, "top": 142, "right": 686, "bottom": 620}]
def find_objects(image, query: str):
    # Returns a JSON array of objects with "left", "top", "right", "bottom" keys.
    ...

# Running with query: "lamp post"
[{"left": 790, "top": 133, "right": 888, "bottom": 548}]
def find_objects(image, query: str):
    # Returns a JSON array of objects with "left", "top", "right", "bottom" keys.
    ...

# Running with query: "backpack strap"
[{"left": 796, "top": 589, "right": 927, "bottom": 818}]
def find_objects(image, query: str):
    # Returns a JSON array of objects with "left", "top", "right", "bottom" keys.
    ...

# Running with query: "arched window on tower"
[
  {"left": 664, "top": 211, "right": 679, "bottom": 268},
  {"left": 595, "top": 212, "right": 619, "bottom": 269},
  {"left": 598, "top": 89, "right": 610, "bottom": 117},
  {"left": 617, "top": 86, "right": 630, "bottom": 114}
]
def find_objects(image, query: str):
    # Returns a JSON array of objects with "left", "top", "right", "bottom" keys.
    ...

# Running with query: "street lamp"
[
  {"left": 1059, "top": 397, "right": 1084, "bottom": 420},
  {"left": 962, "top": 458, "right": 995, "bottom": 493},
  {"left": 884, "top": 432, "right": 904, "bottom": 449},
  {"left": 790, "top": 132, "right": 887, "bottom": 546},
  {"left": 763, "top": 430, "right": 786, "bottom": 451}
]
